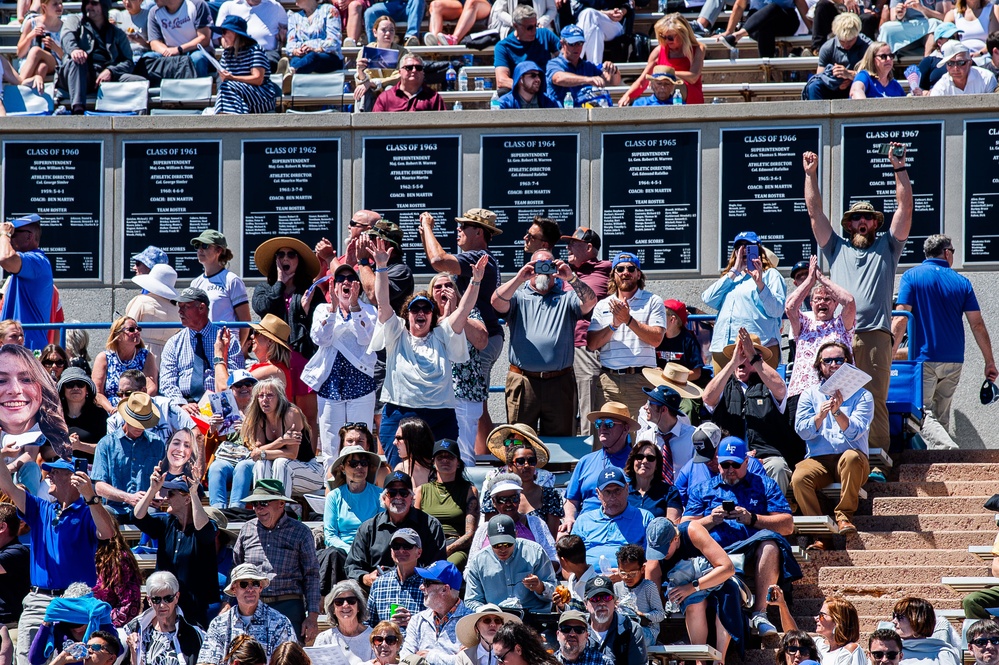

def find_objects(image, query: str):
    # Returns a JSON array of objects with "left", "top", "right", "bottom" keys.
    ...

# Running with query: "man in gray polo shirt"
[
  {"left": 802, "top": 145, "right": 911, "bottom": 450},
  {"left": 492, "top": 249, "right": 597, "bottom": 435}
]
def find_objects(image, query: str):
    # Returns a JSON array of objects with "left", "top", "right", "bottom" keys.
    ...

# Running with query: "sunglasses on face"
[
  {"left": 875, "top": 53, "right": 894, "bottom": 60},
  {"left": 491, "top": 542, "right": 513, "bottom": 550},
  {"left": 493, "top": 493, "right": 519, "bottom": 505},
  {"left": 402, "top": 64, "right": 425, "bottom": 71},
  {"left": 512, "top": 456, "right": 538, "bottom": 467},
  {"left": 719, "top": 462, "right": 741, "bottom": 469},
  {"left": 275, "top": 250, "right": 298, "bottom": 259},
  {"left": 946, "top": 59, "right": 970, "bottom": 67},
  {"left": 871, "top": 652, "right": 900, "bottom": 661},
  {"left": 821, "top": 357, "right": 846, "bottom": 365},
  {"left": 409, "top": 304, "right": 433, "bottom": 314},
  {"left": 593, "top": 418, "right": 619, "bottom": 430},
  {"left": 371, "top": 635, "right": 399, "bottom": 646},
  {"left": 785, "top": 646, "right": 812, "bottom": 655},
  {"left": 348, "top": 220, "right": 371, "bottom": 229},
  {"left": 251, "top": 499, "right": 280, "bottom": 508},
  {"left": 559, "top": 625, "right": 588, "bottom": 635},
  {"left": 333, "top": 596, "right": 358, "bottom": 606},
  {"left": 386, "top": 488, "right": 412, "bottom": 498},
  {"left": 972, "top": 638, "right": 999, "bottom": 648},
  {"left": 64, "top": 382, "right": 87, "bottom": 390},
  {"left": 347, "top": 458, "right": 370, "bottom": 468},
  {"left": 589, "top": 593, "right": 614, "bottom": 603},
  {"left": 192, "top": 241, "right": 214, "bottom": 250},
  {"left": 391, "top": 541, "right": 416, "bottom": 551},
  {"left": 663, "top": 33, "right": 680, "bottom": 41},
  {"left": 122, "top": 326, "right": 142, "bottom": 333},
  {"left": 42, "top": 359, "right": 66, "bottom": 367},
  {"left": 86, "top": 644, "right": 110, "bottom": 653},
  {"left": 849, "top": 212, "right": 875, "bottom": 222},
  {"left": 334, "top": 275, "right": 359, "bottom": 284},
  {"left": 237, "top": 580, "right": 262, "bottom": 589},
  {"left": 614, "top": 265, "right": 637, "bottom": 273},
  {"left": 634, "top": 453, "right": 658, "bottom": 463},
  {"left": 479, "top": 616, "right": 504, "bottom": 626},
  {"left": 149, "top": 593, "right": 177, "bottom": 605}
]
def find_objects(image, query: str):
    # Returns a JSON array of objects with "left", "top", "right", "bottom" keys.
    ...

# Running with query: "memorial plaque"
[
  {"left": 480, "top": 134, "right": 579, "bottom": 270},
  {"left": 841, "top": 121, "right": 943, "bottom": 264},
  {"left": 2, "top": 141, "right": 103, "bottom": 280},
  {"left": 241, "top": 139, "right": 340, "bottom": 276},
  {"left": 964, "top": 120, "right": 999, "bottom": 263},
  {"left": 122, "top": 140, "right": 222, "bottom": 279},
  {"left": 600, "top": 131, "right": 699, "bottom": 271},
  {"left": 362, "top": 136, "right": 461, "bottom": 276},
  {"left": 719, "top": 126, "right": 821, "bottom": 269}
]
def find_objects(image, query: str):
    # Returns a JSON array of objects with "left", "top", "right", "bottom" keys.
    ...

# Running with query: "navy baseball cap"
[
  {"left": 596, "top": 466, "right": 627, "bottom": 490},
  {"left": 433, "top": 439, "right": 461, "bottom": 457},
  {"left": 415, "top": 561, "right": 463, "bottom": 590},
  {"left": 643, "top": 385, "right": 682, "bottom": 414},
  {"left": 717, "top": 436, "right": 748, "bottom": 464},
  {"left": 383, "top": 470, "right": 414, "bottom": 490},
  {"left": 11, "top": 214, "right": 41, "bottom": 229},
  {"left": 790, "top": 260, "right": 809, "bottom": 279},
  {"left": 160, "top": 479, "right": 190, "bottom": 492}
]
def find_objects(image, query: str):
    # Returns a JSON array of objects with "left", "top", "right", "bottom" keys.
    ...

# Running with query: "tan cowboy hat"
[
  {"left": 643, "top": 363, "right": 703, "bottom": 399},
  {"left": 486, "top": 423, "right": 550, "bottom": 467},
  {"left": 249, "top": 313, "right": 291, "bottom": 350},
  {"left": 722, "top": 333, "right": 773, "bottom": 361},
  {"left": 455, "top": 604, "right": 523, "bottom": 648},
  {"left": 763, "top": 246, "right": 779, "bottom": 269},
  {"left": 840, "top": 200, "right": 885, "bottom": 231},
  {"left": 254, "top": 237, "right": 321, "bottom": 281},
  {"left": 224, "top": 563, "right": 271, "bottom": 596},
  {"left": 455, "top": 208, "right": 503, "bottom": 236},
  {"left": 329, "top": 445, "right": 381, "bottom": 488},
  {"left": 586, "top": 401, "right": 640, "bottom": 431},
  {"left": 117, "top": 392, "right": 160, "bottom": 430},
  {"left": 645, "top": 65, "right": 687, "bottom": 102}
]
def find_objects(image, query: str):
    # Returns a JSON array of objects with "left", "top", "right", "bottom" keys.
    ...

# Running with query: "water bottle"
[
  {"left": 67, "top": 644, "right": 89, "bottom": 661},
  {"left": 489, "top": 90, "right": 501, "bottom": 110},
  {"left": 563, "top": 92, "right": 573, "bottom": 108},
  {"left": 598, "top": 555, "right": 612, "bottom": 575},
  {"left": 672, "top": 89, "right": 684, "bottom": 105},
  {"left": 454, "top": 101, "right": 463, "bottom": 111},
  {"left": 445, "top": 63, "right": 457, "bottom": 91},
  {"left": 464, "top": 54, "right": 474, "bottom": 67},
  {"left": 457, "top": 68, "right": 468, "bottom": 92},
  {"left": 343, "top": 79, "right": 352, "bottom": 94}
]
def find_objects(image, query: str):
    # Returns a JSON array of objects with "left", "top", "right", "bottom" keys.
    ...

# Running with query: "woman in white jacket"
[
  {"left": 488, "top": 0, "right": 556, "bottom": 37},
  {"left": 301, "top": 263, "right": 378, "bottom": 469}
]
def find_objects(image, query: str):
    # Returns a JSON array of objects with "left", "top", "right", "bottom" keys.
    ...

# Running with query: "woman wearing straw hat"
[
  {"left": 251, "top": 236, "right": 322, "bottom": 359},
  {"left": 125, "top": 263, "right": 179, "bottom": 361},
  {"left": 481, "top": 424, "right": 561, "bottom": 538},
  {"left": 454, "top": 604, "right": 521, "bottom": 665}
]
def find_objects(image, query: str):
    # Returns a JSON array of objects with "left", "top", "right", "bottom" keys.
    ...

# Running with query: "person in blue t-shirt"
[
  {"left": 849, "top": 41, "right": 905, "bottom": 99},
  {"left": 0, "top": 213, "right": 54, "bottom": 351},
  {"left": 498, "top": 60, "right": 561, "bottom": 108},
  {"left": 631, "top": 65, "right": 686, "bottom": 106},
  {"left": 546, "top": 24, "right": 620, "bottom": 105},
  {"left": 493, "top": 5, "right": 560, "bottom": 92},
  {"left": 892, "top": 234, "right": 997, "bottom": 450}
]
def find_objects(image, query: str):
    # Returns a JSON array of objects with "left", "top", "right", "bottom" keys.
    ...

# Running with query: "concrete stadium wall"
[{"left": 2, "top": 95, "right": 998, "bottom": 446}]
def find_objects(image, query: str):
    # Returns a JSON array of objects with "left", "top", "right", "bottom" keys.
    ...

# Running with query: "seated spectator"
[
  {"left": 490, "top": 622, "right": 560, "bottom": 665},
  {"left": 814, "top": 596, "right": 865, "bottom": 665},
  {"left": 682, "top": 436, "right": 800, "bottom": 640},
  {"left": 470, "top": 473, "right": 558, "bottom": 562},
  {"left": 877, "top": 0, "right": 947, "bottom": 55},
  {"left": 792, "top": 341, "right": 873, "bottom": 544},
  {"left": 613, "top": 545, "right": 664, "bottom": 648},
  {"left": 372, "top": 53, "right": 445, "bottom": 111},
  {"left": 17, "top": 0, "right": 64, "bottom": 81},
  {"left": 718, "top": 0, "right": 809, "bottom": 58},
  {"left": 546, "top": 25, "right": 621, "bottom": 106},
  {"left": 554, "top": 609, "right": 614, "bottom": 664},
  {"left": 393, "top": 417, "right": 435, "bottom": 487},
  {"left": 28, "top": 586, "right": 115, "bottom": 665},
  {"left": 56, "top": 0, "right": 144, "bottom": 114},
  {"left": 555, "top": 535, "right": 596, "bottom": 605},
  {"left": 324, "top": 445, "right": 385, "bottom": 554},
  {"left": 582, "top": 576, "right": 646, "bottom": 665},
  {"left": 136, "top": 0, "right": 213, "bottom": 85},
  {"left": 205, "top": 371, "right": 256, "bottom": 507},
  {"left": 216, "top": 0, "right": 288, "bottom": 71},
  {"left": 424, "top": 0, "right": 490, "bottom": 46},
  {"left": 572, "top": 467, "right": 652, "bottom": 566},
  {"left": 401, "top": 561, "right": 472, "bottom": 661},
  {"left": 414, "top": 439, "right": 478, "bottom": 569},
  {"left": 674, "top": 421, "right": 768, "bottom": 505},
  {"left": 636, "top": 384, "right": 694, "bottom": 482},
  {"left": 125, "top": 263, "right": 179, "bottom": 361},
  {"left": 631, "top": 65, "right": 687, "bottom": 105},
  {"left": 464, "top": 514, "right": 557, "bottom": 612},
  {"left": 38, "top": 344, "right": 69, "bottom": 383},
  {"left": 0, "top": 502, "right": 29, "bottom": 645},
  {"left": 942, "top": 0, "right": 997, "bottom": 53},
  {"left": 110, "top": 0, "right": 152, "bottom": 58},
  {"left": 455, "top": 604, "right": 521, "bottom": 665},
  {"left": 106, "top": 370, "right": 196, "bottom": 457},
  {"left": 345, "top": 471, "right": 447, "bottom": 587},
  {"left": 362, "top": 0, "right": 422, "bottom": 47},
  {"left": 58, "top": 368, "right": 108, "bottom": 463},
  {"left": 802, "top": 13, "right": 872, "bottom": 100},
  {"left": 198, "top": 564, "right": 295, "bottom": 665},
  {"left": 367, "top": 621, "right": 404, "bottom": 665},
  {"left": 219, "top": 635, "right": 266, "bottom": 665},
  {"left": 92, "top": 392, "right": 165, "bottom": 521},
  {"left": 620, "top": 15, "right": 704, "bottom": 106},
  {"left": 133, "top": 468, "right": 218, "bottom": 627},
  {"left": 93, "top": 515, "right": 143, "bottom": 627},
  {"left": 352, "top": 16, "right": 406, "bottom": 111},
  {"left": 77, "top": 631, "right": 123, "bottom": 665},
  {"left": 493, "top": 6, "right": 560, "bottom": 93},
  {"left": 964, "top": 530, "right": 999, "bottom": 619},
  {"left": 930, "top": 40, "right": 998, "bottom": 93},
  {"left": 210, "top": 16, "right": 281, "bottom": 114},
  {"left": 500, "top": 60, "right": 561, "bottom": 108},
  {"left": 985, "top": 30, "right": 999, "bottom": 76},
  {"left": 93, "top": 315, "right": 159, "bottom": 412},
  {"left": 365, "top": 528, "right": 425, "bottom": 630},
  {"left": 488, "top": 0, "right": 555, "bottom": 39},
  {"left": 778, "top": 630, "right": 820, "bottom": 665},
  {"left": 892, "top": 597, "right": 962, "bottom": 665},
  {"left": 314, "top": 581, "right": 373, "bottom": 661},
  {"left": 625, "top": 439, "right": 681, "bottom": 522},
  {"left": 851, "top": 41, "right": 906, "bottom": 98},
  {"left": 481, "top": 429, "right": 562, "bottom": 537},
  {"left": 965, "top": 620, "right": 999, "bottom": 665},
  {"left": 122, "top": 571, "right": 204, "bottom": 665},
  {"left": 914, "top": 22, "right": 963, "bottom": 92}
]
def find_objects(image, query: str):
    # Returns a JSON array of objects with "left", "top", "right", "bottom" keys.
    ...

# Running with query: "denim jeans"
[
  {"left": 290, "top": 50, "right": 343, "bottom": 73},
  {"left": 364, "top": 0, "right": 426, "bottom": 40},
  {"left": 229, "top": 459, "right": 257, "bottom": 508},
  {"left": 208, "top": 458, "right": 236, "bottom": 508}
]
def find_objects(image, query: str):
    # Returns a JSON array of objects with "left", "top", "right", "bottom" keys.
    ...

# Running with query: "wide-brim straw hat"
[
  {"left": 249, "top": 313, "right": 291, "bottom": 351},
  {"left": 585, "top": 401, "right": 640, "bottom": 431},
  {"left": 329, "top": 445, "right": 381, "bottom": 488},
  {"left": 485, "top": 423, "right": 550, "bottom": 467},
  {"left": 254, "top": 237, "right": 321, "bottom": 281},
  {"left": 455, "top": 604, "right": 523, "bottom": 648},
  {"left": 722, "top": 333, "right": 773, "bottom": 361},
  {"left": 224, "top": 563, "right": 271, "bottom": 596},
  {"left": 117, "top": 392, "right": 160, "bottom": 430},
  {"left": 642, "top": 363, "right": 703, "bottom": 399}
]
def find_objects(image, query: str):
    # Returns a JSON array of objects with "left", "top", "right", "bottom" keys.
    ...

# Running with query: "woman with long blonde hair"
[
  {"left": 620, "top": 13, "right": 705, "bottom": 105},
  {"left": 92, "top": 316, "right": 158, "bottom": 412}
]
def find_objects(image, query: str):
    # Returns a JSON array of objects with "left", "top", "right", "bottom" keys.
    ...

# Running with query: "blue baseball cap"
[
  {"left": 415, "top": 561, "right": 463, "bottom": 590},
  {"left": 512, "top": 60, "right": 543, "bottom": 89},
  {"left": 560, "top": 24, "right": 585, "bottom": 43},
  {"left": 643, "top": 384, "right": 682, "bottom": 414},
  {"left": 717, "top": 436, "right": 748, "bottom": 464},
  {"left": 11, "top": 214, "right": 41, "bottom": 229},
  {"left": 790, "top": 260, "right": 809, "bottom": 279},
  {"left": 933, "top": 22, "right": 961, "bottom": 40},
  {"left": 611, "top": 252, "right": 641, "bottom": 271},
  {"left": 596, "top": 466, "right": 627, "bottom": 490},
  {"left": 160, "top": 479, "right": 190, "bottom": 492},
  {"left": 646, "top": 517, "right": 678, "bottom": 561},
  {"left": 41, "top": 459, "right": 76, "bottom": 473},
  {"left": 131, "top": 245, "right": 169, "bottom": 270},
  {"left": 733, "top": 231, "right": 760, "bottom": 246},
  {"left": 406, "top": 295, "right": 435, "bottom": 311}
]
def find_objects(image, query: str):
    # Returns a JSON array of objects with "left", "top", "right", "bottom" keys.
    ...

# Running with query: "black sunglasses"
[
  {"left": 122, "top": 326, "right": 142, "bottom": 333},
  {"left": 493, "top": 494, "right": 519, "bottom": 505},
  {"left": 117, "top": 389, "right": 135, "bottom": 398},
  {"left": 821, "top": 357, "right": 846, "bottom": 365},
  {"left": 512, "top": 456, "right": 538, "bottom": 467},
  {"left": 870, "top": 651, "right": 900, "bottom": 660},
  {"left": 391, "top": 541, "right": 417, "bottom": 551},
  {"left": 64, "top": 381, "right": 88, "bottom": 390},
  {"left": 275, "top": 250, "right": 298, "bottom": 259},
  {"left": 386, "top": 488, "right": 412, "bottom": 498},
  {"left": 849, "top": 212, "right": 875, "bottom": 222},
  {"left": 614, "top": 265, "right": 637, "bottom": 273},
  {"left": 347, "top": 458, "right": 370, "bottom": 468},
  {"left": 634, "top": 453, "right": 658, "bottom": 462},
  {"left": 972, "top": 638, "right": 999, "bottom": 648},
  {"left": 372, "top": 635, "right": 399, "bottom": 646},
  {"left": 719, "top": 461, "right": 741, "bottom": 469},
  {"left": 332, "top": 596, "right": 358, "bottom": 606},
  {"left": 402, "top": 64, "right": 425, "bottom": 71},
  {"left": 41, "top": 359, "right": 66, "bottom": 367},
  {"left": 335, "top": 274, "right": 359, "bottom": 284},
  {"left": 559, "top": 625, "right": 588, "bottom": 635},
  {"left": 785, "top": 646, "right": 812, "bottom": 655},
  {"left": 409, "top": 303, "right": 433, "bottom": 314},
  {"left": 150, "top": 593, "right": 177, "bottom": 605},
  {"left": 237, "top": 580, "right": 262, "bottom": 589}
]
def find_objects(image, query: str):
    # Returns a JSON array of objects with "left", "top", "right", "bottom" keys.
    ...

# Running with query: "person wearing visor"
[{"left": 631, "top": 65, "right": 686, "bottom": 106}]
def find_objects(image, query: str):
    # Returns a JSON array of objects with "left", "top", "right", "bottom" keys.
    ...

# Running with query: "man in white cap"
[
  {"left": 930, "top": 41, "right": 998, "bottom": 95},
  {"left": 571, "top": 467, "right": 652, "bottom": 567},
  {"left": 464, "top": 515, "right": 557, "bottom": 612},
  {"left": 0, "top": 213, "right": 53, "bottom": 351}
]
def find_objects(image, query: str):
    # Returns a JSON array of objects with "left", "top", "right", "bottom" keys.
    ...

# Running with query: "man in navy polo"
[
  {"left": 572, "top": 467, "right": 652, "bottom": 566},
  {"left": 546, "top": 24, "right": 620, "bottom": 106},
  {"left": 892, "top": 234, "right": 997, "bottom": 450},
  {"left": 493, "top": 5, "right": 560, "bottom": 93},
  {"left": 0, "top": 213, "right": 53, "bottom": 351},
  {"left": 0, "top": 458, "right": 115, "bottom": 665}
]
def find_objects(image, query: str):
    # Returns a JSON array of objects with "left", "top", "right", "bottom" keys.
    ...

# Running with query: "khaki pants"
[
  {"left": 505, "top": 369, "right": 577, "bottom": 437},
  {"left": 574, "top": 346, "right": 602, "bottom": 436},
  {"left": 791, "top": 450, "right": 870, "bottom": 523},
  {"left": 16, "top": 592, "right": 53, "bottom": 665},
  {"left": 853, "top": 330, "right": 892, "bottom": 449},
  {"left": 599, "top": 370, "right": 649, "bottom": 422},
  {"left": 920, "top": 361, "right": 963, "bottom": 450}
]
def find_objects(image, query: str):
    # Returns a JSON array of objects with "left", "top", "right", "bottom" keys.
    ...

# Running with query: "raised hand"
[{"left": 802, "top": 151, "right": 819, "bottom": 176}]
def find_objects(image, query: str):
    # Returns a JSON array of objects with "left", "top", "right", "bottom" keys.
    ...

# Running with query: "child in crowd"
[{"left": 613, "top": 544, "right": 665, "bottom": 648}]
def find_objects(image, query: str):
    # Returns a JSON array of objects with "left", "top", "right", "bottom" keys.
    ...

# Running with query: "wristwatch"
[
  {"left": 86, "top": 495, "right": 103, "bottom": 506},
  {"left": 213, "top": 356, "right": 224, "bottom": 365},
  {"left": 692, "top": 578, "right": 700, "bottom": 591},
  {"left": 260, "top": 450, "right": 267, "bottom": 461}
]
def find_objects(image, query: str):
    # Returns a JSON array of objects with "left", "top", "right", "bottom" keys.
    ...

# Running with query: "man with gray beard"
[
  {"left": 582, "top": 576, "right": 645, "bottom": 665},
  {"left": 492, "top": 249, "right": 597, "bottom": 436}
]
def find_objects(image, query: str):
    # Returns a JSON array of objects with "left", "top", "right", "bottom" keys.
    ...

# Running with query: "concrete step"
[
  {"left": 792, "top": 596, "right": 963, "bottom": 616},
  {"left": 851, "top": 513, "right": 997, "bottom": 532},
  {"left": 807, "top": 549, "right": 983, "bottom": 567},
  {"left": 897, "top": 463, "right": 999, "bottom": 482},
  {"left": 866, "top": 480, "right": 999, "bottom": 498},
  {"left": 794, "top": 582, "right": 964, "bottom": 599},
  {"left": 897, "top": 449, "right": 999, "bottom": 464},
  {"left": 871, "top": 496, "right": 992, "bottom": 516},
  {"left": 819, "top": 565, "right": 987, "bottom": 585},
  {"left": 849, "top": 530, "right": 995, "bottom": 551}
]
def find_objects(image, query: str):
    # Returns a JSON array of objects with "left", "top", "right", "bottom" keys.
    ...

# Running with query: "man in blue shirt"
[
  {"left": 892, "top": 234, "right": 997, "bottom": 450},
  {"left": 0, "top": 458, "right": 115, "bottom": 665},
  {"left": 0, "top": 214, "right": 53, "bottom": 351},
  {"left": 464, "top": 514, "right": 557, "bottom": 611},
  {"left": 546, "top": 25, "right": 620, "bottom": 105},
  {"left": 93, "top": 392, "right": 167, "bottom": 521},
  {"left": 498, "top": 60, "right": 562, "bottom": 109},
  {"left": 631, "top": 66, "right": 686, "bottom": 106},
  {"left": 493, "top": 5, "right": 560, "bottom": 93},
  {"left": 674, "top": 422, "right": 767, "bottom": 505},
  {"left": 572, "top": 467, "right": 652, "bottom": 567}
]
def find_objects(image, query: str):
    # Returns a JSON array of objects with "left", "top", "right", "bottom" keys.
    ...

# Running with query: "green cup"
[{"left": 390, "top": 603, "right": 399, "bottom": 616}]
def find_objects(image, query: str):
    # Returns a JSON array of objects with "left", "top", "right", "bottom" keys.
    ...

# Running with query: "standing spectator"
[
  {"left": 401, "top": 561, "right": 472, "bottom": 662},
  {"left": 850, "top": 42, "right": 906, "bottom": 99},
  {"left": 492, "top": 249, "right": 596, "bottom": 436},
  {"left": 464, "top": 515, "right": 557, "bottom": 611},
  {"left": 493, "top": 6, "right": 560, "bottom": 92},
  {"left": 702, "top": 231, "right": 786, "bottom": 372},
  {"left": 546, "top": 25, "right": 621, "bottom": 106},
  {"left": 252, "top": 237, "right": 322, "bottom": 359},
  {"left": 137, "top": 0, "right": 212, "bottom": 85},
  {"left": 455, "top": 604, "right": 521, "bottom": 665},
  {"left": 649, "top": 300, "right": 706, "bottom": 413},
  {"left": 92, "top": 316, "right": 159, "bottom": 411},
  {"left": 121, "top": 571, "right": 204, "bottom": 665},
  {"left": 571, "top": 467, "right": 652, "bottom": 566},
  {"left": 587, "top": 252, "right": 667, "bottom": 417},
  {"left": 365, "top": 528, "right": 426, "bottom": 631},
  {"left": 563, "top": 227, "right": 611, "bottom": 435},
  {"left": 635, "top": 384, "right": 695, "bottom": 484},
  {"left": 893, "top": 234, "right": 997, "bottom": 449},
  {"left": 620, "top": 15, "right": 705, "bottom": 106},
  {"left": 929, "top": 40, "right": 998, "bottom": 94},
  {"left": 802, "top": 13, "right": 872, "bottom": 100},
  {"left": 582, "top": 576, "right": 646, "bottom": 665},
  {"left": 190, "top": 230, "right": 252, "bottom": 347},
  {"left": 215, "top": 0, "right": 288, "bottom": 70},
  {"left": 131, "top": 246, "right": 169, "bottom": 275},
  {"left": 804, "top": 144, "right": 912, "bottom": 452},
  {"left": 0, "top": 503, "right": 29, "bottom": 647},
  {"left": 314, "top": 581, "right": 373, "bottom": 661},
  {"left": 414, "top": 439, "right": 479, "bottom": 569},
  {"left": 283, "top": 0, "right": 343, "bottom": 76},
  {"left": 234, "top": 479, "right": 321, "bottom": 643},
  {"left": 371, "top": 54, "right": 446, "bottom": 112},
  {"left": 0, "top": 214, "right": 52, "bottom": 351},
  {"left": 125, "top": 263, "right": 180, "bottom": 361}
]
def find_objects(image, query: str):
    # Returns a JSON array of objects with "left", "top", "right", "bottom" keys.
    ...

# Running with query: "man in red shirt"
[{"left": 372, "top": 54, "right": 446, "bottom": 112}]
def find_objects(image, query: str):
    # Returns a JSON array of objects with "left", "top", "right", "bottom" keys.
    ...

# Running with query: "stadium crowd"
[{"left": 1, "top": 143, "right": 998, "bottom": 665}]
